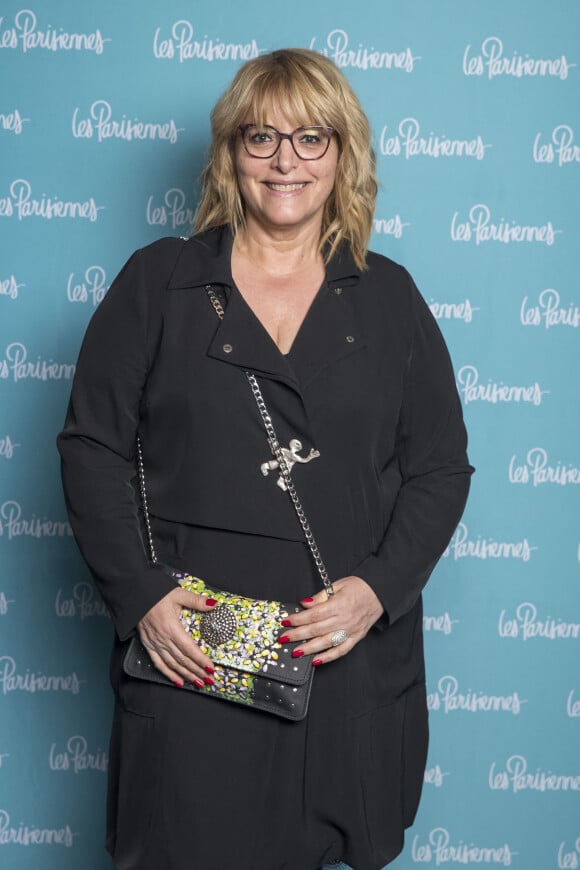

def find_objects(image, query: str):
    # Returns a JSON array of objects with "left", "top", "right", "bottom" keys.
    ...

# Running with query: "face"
[{"left": 234, "top": 107, "right": 339, "bottom": 239}]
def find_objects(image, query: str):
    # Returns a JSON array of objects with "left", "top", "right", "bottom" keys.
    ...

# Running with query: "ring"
[{"left": 330, "top": 629, "right": 349, "bottom": 647}]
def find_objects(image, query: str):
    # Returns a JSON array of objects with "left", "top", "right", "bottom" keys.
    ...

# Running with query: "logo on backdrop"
[
  {"left": 456, "top": 364, "right": 548, "bottom": 406},
  {"left": 423, "top": 612, "right": 458, "bottom": 635},
  {"left": 309, "top": 29, "right": 420, "bottom": 72},
  {"left": 0, "top": 9, "right": 110, "bottom": 54},
  {"left": 429, "top": 298, "right": 480, "bottom": 323},
  {"left": 0, "top": 436, "right": 20, "bottom": 459},
  {"left": 427, "top": 675, "right": 526, "bottom": 715},
  {"left": 451, "top": 204, "right": 561, "bottom": 246},
  {"left": 0, "top": 274, "right": 25, "bottom": 300},
  {"left": 442, "top": 522, "right": 537, "bottom": 562},
  {"left": 0, "top": 810, "right": 76, "bottom": 847},
  {"left": 67, "top": 266, "right": 108, "bottom": 306},
  {"left": 55, "top": 582, "right": 109, "bottom": 620},
  {"left": 424, "top": 766, "right": 451, "bottom": 788},
  {"left": 372, "top": 214, "right": 410, "bottom": 239},
  {"left": 489, "top": 755, "right": 580, "bottom": 792},
  {"left": 508, "top": 448, "right": 580, "bottom": 486},
  {"left": 567, "top": 690, "right": 580, "bottom": 718},
  {"left": 152, "top": 20, "right": 262, "bottom": 62},
  {"left": 558, "top": 840, "right": 580, "bottom": 870},
  {"left": 379, "top": 118, "right": 492, "bottom": 159},
  {"left": 0, "top": 179, "right": 103, "bottom": 222},
  {"left": 49, "top": 736, "right": 108, "bottom": 774},
  {"left": 463, "top": 36, "right": 575, "bottom": 80},
  {"left": 0, "top": 501, "right": 72, "bottom": 540},
  {"left": 411, "top": 828, "right": 517, "bottom": 865},
  {"left": 498, "top": 602, "right": 580, "bottom": 640},
  {"left": 146, "top": 187, "right": 194, "bottom": 229},
  {"left": 0, "top": 657, "right": 82, "bottom": 695},
  {"left": 520, "top": 289, "right": 580, "bottom": 328},
  {"left": 0, "top": 109, "right": 29, "bottom": 134},
  {"left": 0, "top": 592, "right": 14, "bottom": 615},
  {"left": 0, "top": 343, "right": 75, "bottom": 382},
  {"left": 533, "top": 124, "right": 580, "bottom": 166},
  {"left": 72, "top": 100, "right": 184, "bottom": 144}
]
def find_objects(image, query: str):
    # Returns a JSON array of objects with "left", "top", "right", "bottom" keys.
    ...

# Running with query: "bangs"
[{"left": 235, "top": 65, "right": 339, "bottom": 131}]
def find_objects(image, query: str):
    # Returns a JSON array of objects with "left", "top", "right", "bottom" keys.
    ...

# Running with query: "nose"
[{"left": 271, "top": 136, "right": 298, "bottom": 173}]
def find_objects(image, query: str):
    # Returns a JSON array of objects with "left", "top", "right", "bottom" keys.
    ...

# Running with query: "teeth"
[{"left": 267, "top": 183, "right": 306, "bottom": 191}]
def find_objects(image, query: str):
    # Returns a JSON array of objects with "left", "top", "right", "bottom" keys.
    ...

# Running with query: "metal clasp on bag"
[{"left": 199, "top": 605, "right": 237, "bottom": 646}]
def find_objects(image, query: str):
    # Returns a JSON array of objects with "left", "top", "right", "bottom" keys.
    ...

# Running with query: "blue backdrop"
[{"left": 1, "top": 1, "right": 579, "bottom": 868}]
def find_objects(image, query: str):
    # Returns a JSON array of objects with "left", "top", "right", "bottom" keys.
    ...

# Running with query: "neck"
[{"left": 234, "top": 222, "right": 323, "bottom": 277}]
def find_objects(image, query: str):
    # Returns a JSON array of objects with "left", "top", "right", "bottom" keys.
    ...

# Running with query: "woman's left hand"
[{"left": 279, "top": 576, "right": 384, "bottom": 665}]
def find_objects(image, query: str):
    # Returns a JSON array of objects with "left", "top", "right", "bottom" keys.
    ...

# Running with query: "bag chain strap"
[{"left": 206, "top": 285, "right": 334, "bottom": 597}]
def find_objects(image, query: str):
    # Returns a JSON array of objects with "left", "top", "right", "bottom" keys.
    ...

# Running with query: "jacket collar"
[{"left": 168, "top": 225, "right": 362, "bottom": 290}]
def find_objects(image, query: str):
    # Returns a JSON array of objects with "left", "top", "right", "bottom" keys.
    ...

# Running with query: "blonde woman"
[{"left": 58, "top": 48, "right": 473, "bottom": 870}]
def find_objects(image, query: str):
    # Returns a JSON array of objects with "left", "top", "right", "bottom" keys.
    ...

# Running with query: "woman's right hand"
[{"left": 137, "top": 588, "right": 217, "bottom": 688}]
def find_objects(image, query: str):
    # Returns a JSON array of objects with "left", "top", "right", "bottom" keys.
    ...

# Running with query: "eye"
[
  {"left": 248, "top": 126, "right": 275, "bottom": 145},
  {"left": 297, "top": 127, "right": 323, "bottom": 146}
]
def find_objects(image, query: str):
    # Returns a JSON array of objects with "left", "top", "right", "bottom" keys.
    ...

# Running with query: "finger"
[
  {"left": 307, "top": 635, "right": 357, "bottom": 666},
  {"left": 174, "top": 590, "right": 218, "bottom": 612},
  {"left": 285, "top": 626, "right": 358, "bottom": 660},
  {"left": 144, "top": 644, "right": 207, "bottom": 689},
  {"left": 278, "top": 615, "right": 336, "bottom": 645},
  {"left": 167, "top": 634, "right": 215, "bottom": 681},
  {"left": 299, "top": 588, "right": 333, "bottom": 608}
]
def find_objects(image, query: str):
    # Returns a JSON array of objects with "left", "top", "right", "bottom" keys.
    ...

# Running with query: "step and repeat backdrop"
[{"left": 1, "top": 1, "right": 579, "bottom": 868}]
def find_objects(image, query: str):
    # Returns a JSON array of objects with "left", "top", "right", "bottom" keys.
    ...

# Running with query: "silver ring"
[{"left": 330, "top": 629, "right": 349, "bottom": 647}]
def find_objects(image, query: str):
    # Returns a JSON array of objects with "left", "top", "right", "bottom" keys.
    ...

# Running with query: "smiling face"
[{"left": 234, "top": 107, "right": 339, "bottom": 240}]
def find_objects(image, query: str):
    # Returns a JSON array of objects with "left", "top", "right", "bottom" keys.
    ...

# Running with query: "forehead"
[{"left": 245, "top": 82, "right": 330, "bottom": 127}]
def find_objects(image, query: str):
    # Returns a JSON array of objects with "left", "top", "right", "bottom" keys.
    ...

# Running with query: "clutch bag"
[{"left": 123, "top": 572, "right": 314, "bottom": 721}]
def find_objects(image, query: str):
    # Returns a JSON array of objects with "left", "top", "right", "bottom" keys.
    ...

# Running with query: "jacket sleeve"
[
  {"left": 354, "top": 276, "right": 474, "bottom": 625},
  {"left": 57, "top": 240, "right": 184, "bottom": 641}
]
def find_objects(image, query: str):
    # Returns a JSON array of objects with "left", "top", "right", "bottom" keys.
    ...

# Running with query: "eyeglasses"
[{"left": 239, "top": 124, "right": 335, "bottom": 160}]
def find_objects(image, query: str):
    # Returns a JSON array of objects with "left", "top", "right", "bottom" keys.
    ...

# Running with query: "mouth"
[{"left": 264, "top": 182, "right": 307, "bottom": 192}]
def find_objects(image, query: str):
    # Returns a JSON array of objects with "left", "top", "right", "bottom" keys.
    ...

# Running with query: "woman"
[{"left": 58, "top": 48, "right": 473, "bottom": 870}]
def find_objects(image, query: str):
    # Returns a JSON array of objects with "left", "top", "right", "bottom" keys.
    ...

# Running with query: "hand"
[
  {"left": 278, "top": 575, "right": 384, "bottom": 665},
  {"left": 137, "top": 587, "right": 218, "bottom": 688}
]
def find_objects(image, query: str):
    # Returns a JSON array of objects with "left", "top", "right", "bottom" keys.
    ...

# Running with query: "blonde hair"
[{"left": 194, "top": 48, "right": 378, "bottom": 270}]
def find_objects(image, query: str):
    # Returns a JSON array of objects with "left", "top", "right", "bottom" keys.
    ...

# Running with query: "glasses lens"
[
  {"left": 293, "top": 127, "right": 331, "bottom": 159},
  {"left": 242, "top": 125, "right": 280, "bottom": 157}
]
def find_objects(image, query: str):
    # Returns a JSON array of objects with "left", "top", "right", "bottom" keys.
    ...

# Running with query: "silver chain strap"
[
  {"left": 137, "top": 436, "right": 158, "bottom": 564},
  {"left": 206, "top": 285, "right": 334, "bottom": 596}
]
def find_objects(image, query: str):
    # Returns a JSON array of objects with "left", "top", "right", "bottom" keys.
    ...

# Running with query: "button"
[
  {"left": 223, "top": 343, "right": 233, "bottom": 353},
  {"left": 334, "top": 287, "right": 343, "bottom": 295},
  {"left": 346, "top": 335, "right": 355, "bottom": 343}
]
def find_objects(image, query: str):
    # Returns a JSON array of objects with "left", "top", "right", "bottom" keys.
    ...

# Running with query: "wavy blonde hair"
[{"left": 194, "top": 48, "right": 377, "bottom": 270}]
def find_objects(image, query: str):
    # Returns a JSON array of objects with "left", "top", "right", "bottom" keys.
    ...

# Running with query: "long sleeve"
[
  {"left": 354, "top": 277, "right": 474, "bottom": 625},
  {"left": 57, "top": 240, "right": 184, "bottom": 640}
]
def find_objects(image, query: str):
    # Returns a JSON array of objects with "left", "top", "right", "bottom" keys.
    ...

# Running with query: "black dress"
[{"left": 58, "top": 227, "right": 473, "bottom": 870}]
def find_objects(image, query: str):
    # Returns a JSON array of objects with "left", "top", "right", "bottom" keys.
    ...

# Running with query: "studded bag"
[{"left": 123, "top": 286, "right": 333, "bottom": 721}]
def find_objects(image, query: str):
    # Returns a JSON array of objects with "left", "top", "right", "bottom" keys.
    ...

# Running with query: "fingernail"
[
  {"left": 312, "top": 659, "right": 323, "bottom": 667},
  {"left": 203, "top": 676, "right": 214, "bottom": 686},
  {"left": 193, "top": 678, "right": 204, "bottom": 688},
  {"left": 292, "top": 649, "right": 304, "bottom": 659},
  {"left": 281, "top": 618, "right": 292, "bottom": 627},
  {"left": 278, "top": 635, "right": 291, "bottom": 644},
  {"left": 174, "top": 679, "right": 184, "bottom": 688},
  {"left": 204, "top": 665, "right": 215, "bottom": 675},
  {"left": 301, "top": 597, "right": 314, "bottom": 604},
  {"left": 206, "top": 598, "right": 217, "bottom": 607}
]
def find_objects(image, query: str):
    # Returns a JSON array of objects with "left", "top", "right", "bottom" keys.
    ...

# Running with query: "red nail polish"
[
  {"left": 193, "top": 678, "right": 204, "bottom": 688},
  {"left": 174, "top": 679, "right": 184, "bottom": 688},
  {"left": 301, "top": 597, "right": 314, "bottom": 604},
  {"left": 281, "top": 618, "right": 292, "bottom": 627},
  {"left": 312, "top": 659, "right": 323, "bottom": 667},
  {"left": 206, "top": 598, "right": 217, "bottom": 607},
  {"left": 203, "top": 676, "right": 214, "bottom": 686},
  {"left": 292, "top": 649, "right": 304, "bottom": 659},
  {"left": 204, "top": 665, "right": 215, "bottom": 675},
  {"left": 279, "top": 635, "right": 291, "bottom": 644}
]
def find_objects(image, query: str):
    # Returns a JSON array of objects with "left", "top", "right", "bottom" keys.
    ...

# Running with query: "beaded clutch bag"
[{"left": 124, "top": 572, "right": 314, "bottom": 720}]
